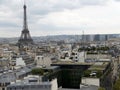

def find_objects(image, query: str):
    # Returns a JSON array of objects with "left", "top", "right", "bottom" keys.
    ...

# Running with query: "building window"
[{"left": 2, "top": 88, "right": 5, "bottom": 90}]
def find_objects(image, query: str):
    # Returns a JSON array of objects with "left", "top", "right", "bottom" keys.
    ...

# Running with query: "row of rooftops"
[{"left": 0, "top": 64, "right": 35, "bottom": 84}]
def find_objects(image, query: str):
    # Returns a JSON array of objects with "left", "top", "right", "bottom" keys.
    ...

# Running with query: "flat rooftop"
[
  {"left": 42, "top": 66, "right": 60, "bottom": 70},
  {"left": 59, "top": 85, "right": 98, "bottom": 90},
  {"left": 88, "top": 62, "right": 109, "bottom": 71},
  {"left": 52, "top": 61, "right": 93, "bottom": 66}
]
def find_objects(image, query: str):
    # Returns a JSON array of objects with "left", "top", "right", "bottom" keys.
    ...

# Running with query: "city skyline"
[{"left": 0, "top": 0, "right": 120, "bottom": 37}]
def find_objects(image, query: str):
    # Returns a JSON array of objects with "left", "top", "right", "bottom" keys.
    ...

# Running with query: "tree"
[
  {"left": 31, "top": 68, "right": 44, "bottom": 75},
  {"left": 98, "top": 87, "right": 105, "bottom": 90},
  {"left": 113, "top": 79, "right": 120, "bottom": 90},
  {"left": 83, "top": 70, "right": 91, "bottom": 77},
  {"left": 96, "top": 71, "right": 102, "bottom": 78}
]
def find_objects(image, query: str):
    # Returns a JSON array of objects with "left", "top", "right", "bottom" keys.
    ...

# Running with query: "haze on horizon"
[{"left": 0, "top": 0, "right": 120, "bottom": 37}]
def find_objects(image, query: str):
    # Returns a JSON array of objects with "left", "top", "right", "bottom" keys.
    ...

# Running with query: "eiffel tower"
[{"left": 18, "top": 3, "right": 33, "bottom": 47}]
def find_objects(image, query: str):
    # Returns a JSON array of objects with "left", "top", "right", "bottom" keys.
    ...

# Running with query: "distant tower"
[
  {"left": 18, "top": 3, "right": 33, "bottom": 47},
  {"left": 82, "top": 30, "right": 85, "bottom": 44},
  {"left": 94, "top": 34, "right": 100, "bottom": 41}
]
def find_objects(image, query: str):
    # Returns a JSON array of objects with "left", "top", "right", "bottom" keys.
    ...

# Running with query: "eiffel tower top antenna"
[
  {"left": 23, "top": 0, "right": 28, "bottom": 30},
  {"left": 24, "top": 0, "right": 26, "bottom": 5}
]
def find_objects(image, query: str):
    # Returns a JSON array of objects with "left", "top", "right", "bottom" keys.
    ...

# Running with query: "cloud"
[
  {"left": 115, "top": 0, "right": 120, "bottom": 1},
  {"left": 28, "top": 0, "right": 109, "bottom": 16},
  {"left": 0, "top": 22, "right": 19, "bottom": 27},
  {"left": 36, "top": 0, "right": 120, "bottom": 34},
  {"left": 80, "top": 0, "right": 108, "bottom": 5},
  {"left": 0, "top": 0, "right": 120, "bottom": 37}
]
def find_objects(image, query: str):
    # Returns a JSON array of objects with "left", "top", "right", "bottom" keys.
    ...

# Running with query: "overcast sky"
[{"left": 0, "top": 0, "right": 120, "bottom": 37}]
